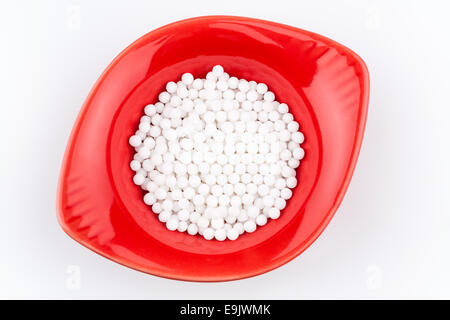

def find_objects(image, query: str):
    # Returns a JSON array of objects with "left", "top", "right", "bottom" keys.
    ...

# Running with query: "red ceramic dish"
[{"left": 57, "top": 16, "right": 369, "bottom": 281}]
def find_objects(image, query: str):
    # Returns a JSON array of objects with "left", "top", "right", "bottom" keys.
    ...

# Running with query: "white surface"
[{"left": 1, "top": 0, "right": 449, "bottom": 299}]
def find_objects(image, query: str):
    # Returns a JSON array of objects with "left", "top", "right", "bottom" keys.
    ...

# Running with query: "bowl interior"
[{"left": 110, "top": 55, "right": 320, "bottom": 254}]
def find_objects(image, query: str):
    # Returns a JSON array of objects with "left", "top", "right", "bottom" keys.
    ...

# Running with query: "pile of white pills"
[{"left": 129, "top": 65, "right": 304, "bottom": 241}]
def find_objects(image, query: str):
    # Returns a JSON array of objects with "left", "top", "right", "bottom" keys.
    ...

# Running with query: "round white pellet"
[
  {"left": 212, "top": 65, "right": 224, "bottom": 76},
  {"left": 206, "top": 195, "right": 218, "bottom": 207},
  {"left": 133, "top": 174, "right": 145, "bottom": 185},
  {"left": 158, "top": 91, "right": 170, "bottom": 103},
  {"left": 198, "top": 184, "right": 210, "bottom": 195},
  {"left": 211, "top": 218, "right": 224, "bottom": 230},
  {"left": 190, "top": 212, "right": 202, "bottom": 223},
  {"left": 143, "top": 193, "right": 156, "bottom": 205},
  {"left": 177, "top": 209, "right": 190, "bottom": 221},
  {"left": 291, "top": 131, "right": 304, "bottom": 144},
  {"left": 280, "top": 188, "right": 293, "bottom": 200},
  {"left": 278, "top": 103, "right": 289, "bottom": 114},
  {"left": 274, "top": 197, "right": 286, "bottom": 210},
  {"left": 181, "top": 73, "right": 194, "bottom": 85},
  {"left": 204, "top": 79, "right": 216, "bottom": 90},
  {"left": 229, "top": 196, "right": 241, "bottom": 207},
  {"left": 187, "top": 223, "right": 198, "bottom": 235},
  {"left": 256, "top": 214, "right": 267, "bottom": 226},
  {"left": 177, "top": 221, "right": 188, "bottom": 232},
  {"left": 247, "top": 206, "right": 259, "bottom": 218},
  {"left": 211, "top": 185, "right": 223, "bottom": 197},
  {"left": 234, "top": 222, "right": 244, "bottom": 235},
  {"left": 214, "top": 228, "right": 226, "bottom": 241},
  {"left": 129, "top": 135, "right": 142, "bottom": 147},
  {"left": 155, "top": 188, "right": 167, "bottom": 200},
  {"left": 218, "top": 194, "right": 230, "bottom": 206},
  {"left": 177, "top": 86, "right": 189, "bottom": 99},
  {"left": 235, "top": 91, "right": 246, "bottom": 102},
  {"left": 292, "top": 147, "right": 305, "bottom": 160},
  {"left": 161, "top": 199, "right": 173, "bottom": 211},
  {"left": 166, "top": 217, "right": 179, "bottom": 231},
  {"left": 228, "top": 77, "right": 239, "bottom": 89},
  {"left": 216, "top": 80, "right": 228, "bottom": 91},
  {"left": 238, "top": 80, "right": 250, "bottom": 92},
  {"left": 257, "top": 184, "right": 269, "bottom": 196},
  {"left": 268, "top": 208, "right": 281, "bottom": 219},
  {"left": 166, "top": 81, "right": 177, "bottom": 93},
  {"left": 203, "top": 228, "right": 215, "bottom": 240},
  {"left": 286, "top": 177, "right": 297, "bottom": 188},
  {"left": 193, "top": 194, "right": 205, "bottom": 207},
  {"left": 144, "top": 104, "right": 156, "bottom": 116},
  {"left": 262, "top": 195, "right": 275, "bottom": 207},
  {"left": 130, "top": 160, "right": 141, "bottom": 171},
  {"left": 197, "top": 216, "right": 209, "bottom": 229},
  {"left": 283, "top": 113, "right": 294, "bottom": 123},
  {"left": 264, "top": 91, "right": 275, "bottom": 102},
  {"left": 288, "top": 158, "right": 300, "bottom": 169},
  {"left": 227, "top": 228, "right": 239, "bottom": 240},
  {"left": 252, "top": 174, "right": 263, "bottom": 185},
  {"left": 192, "top": 78, "right": 203, "bottom": 89},
  {"left": 178, "top": 198, "right": 190, "bottom": 210},
  {"left": 256, "top": 83, "right": 268, "bottom": 94},
  {"left": 149, "top": 126, "right": 161, "bottom": 138},
  {"left": 237, "top": 211, "right": 248, "bottom": 222},
  {"left": 243, "top": 220, "right": 257, "bottom": 233},
  {"left": 138, "top": 122, "right": 150, "bottom": 133},
  {"left": 183, "top": 187, "right": 196, "bottom": 200},
  {"left": 223, "top": 184, "right": 234, "bottom": 196},
  {"left": 152, "top": 203, "right": 162, "bottom": 214},
  {"left": 170, "top": 95, "right": 181, "bottom": 107},
  {"left": 287, "top": 121, "right": 299, "bottom": 132},
  {"left": 158, "top": 211, "right": 170, "bottom": 222},
  {"left": 180, "top": 138, "right": 194, "bottom": 151},
  {"left": 280, "top": 149, "right": 292, "bottom": 161}
]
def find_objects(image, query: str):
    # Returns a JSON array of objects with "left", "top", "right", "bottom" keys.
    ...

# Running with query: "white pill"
[
  {"left": 187, "top": 223, "right": 198, "bottom": 235},
  {"left": 243, "top": 220, "right": 257, "bottom": 233},
  {"left": 203, "top": 228, "right": 215, "bottom": 240},
  {"left": 256, "top": 214, "right": 267, "bottom": 226},
  {"left": 268, "top": 208, "right": 280, "bottom": 219},
  {"left": 143, "top": 193, "right": 156, "bottom": 205},
  {"left": 166, "top": 217, "right": 179, "bottom": 231},
  {"left": 280, "top": 188, "right": 293, "bottom": 200}
]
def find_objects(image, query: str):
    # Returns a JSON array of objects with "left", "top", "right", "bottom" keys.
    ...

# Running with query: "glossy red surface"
[{"left": 57, "top": 16, "right": 369, "bottom": 281}]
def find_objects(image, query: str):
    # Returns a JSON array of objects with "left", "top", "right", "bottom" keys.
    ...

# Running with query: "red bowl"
[{"left": 57, "top": 16, "right": 369, "bottom": 281}]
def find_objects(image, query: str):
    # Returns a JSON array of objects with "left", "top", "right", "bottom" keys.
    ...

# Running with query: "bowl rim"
[{"left": 57, "top": 15, "right": 370, "bottom": 282}]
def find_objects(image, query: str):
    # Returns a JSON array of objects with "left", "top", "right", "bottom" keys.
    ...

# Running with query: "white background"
[{"left": 1, "top": 0, "right": 449, "bottom": 299}]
